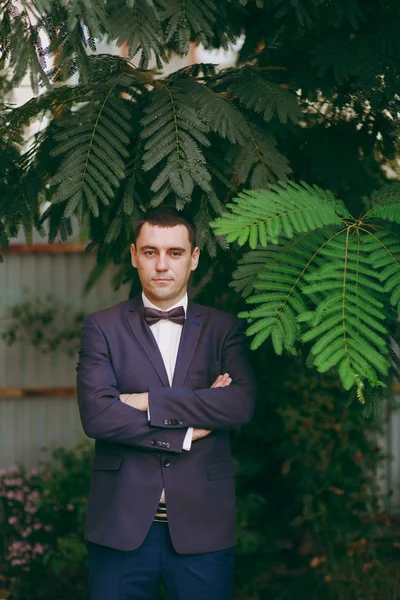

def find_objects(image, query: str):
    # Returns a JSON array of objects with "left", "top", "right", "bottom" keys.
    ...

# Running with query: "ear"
[
  {"left": 130, "top": 243, "right": 137, "bottom": 268},
  {"left": 191, "top": 247, "right": 200, "bottom": 271}
]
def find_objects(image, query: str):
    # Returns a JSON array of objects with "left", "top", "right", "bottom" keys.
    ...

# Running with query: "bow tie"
[{"left": 144, "top": 306, "right": 185, "bottom": 326}]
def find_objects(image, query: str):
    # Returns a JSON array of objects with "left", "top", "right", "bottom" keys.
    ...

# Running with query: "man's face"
[{"left": 130, "top": 224, "right": 200, "bottom": 309}]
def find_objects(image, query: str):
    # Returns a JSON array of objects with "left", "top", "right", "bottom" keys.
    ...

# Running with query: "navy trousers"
[{"left": 87, "top": 522, "right": 235, "bottom": 600}]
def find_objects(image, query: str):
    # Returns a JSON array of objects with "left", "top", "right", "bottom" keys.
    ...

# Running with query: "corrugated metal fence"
[{"left": 0, "top": 247, "right": 129, "bottom": 468}]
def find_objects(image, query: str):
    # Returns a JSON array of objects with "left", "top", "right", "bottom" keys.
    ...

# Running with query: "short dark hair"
[{"left": 134, "top": 207, "right": 196, "bottom": 250}]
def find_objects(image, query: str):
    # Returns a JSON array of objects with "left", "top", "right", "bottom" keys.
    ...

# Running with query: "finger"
[
  {"left": 210, "top": 374, "right": 223, "bottom": 388},
  {"left": 221, "top": 379, "right": 232, "bottom": 387},
  {"left": 219, "top": 373, "right": 230, "bottom": 383}
]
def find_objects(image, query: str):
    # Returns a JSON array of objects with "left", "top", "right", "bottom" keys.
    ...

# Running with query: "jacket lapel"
[
  {"left": 172, "top": 300, "right": 202, "bottom": 387},
  {"left": 125, "top": 296, "right": 170, "bottom": 387}
]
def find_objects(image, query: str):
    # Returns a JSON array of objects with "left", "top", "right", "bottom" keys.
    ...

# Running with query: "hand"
[
  {"left": 119, "top": 392, "right": 148, "bottom": 411},
  {"left": 210, "top": 372, "right": 232, "bottom": 388},
  {"left": 193, "top": 373, "right": 232, "bottom": 441},
  {"left": 192, "top": 428, "right": 212, "bottom": 441}
]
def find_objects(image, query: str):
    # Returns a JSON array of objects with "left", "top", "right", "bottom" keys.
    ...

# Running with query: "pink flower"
[
  {"left": 21, "top": 527, "right": 32, "bottom": 538},
  {"left": 8, "top": 516, "right": 17, "bottom": 525},
  {"left": 33, "top": 543, "right": 45, "bottom": 555},
  {"left": 7, "top": 478, "right": 24, "bottom": 487},
  {"left": 33, "top": 523, "right": 42, "bottom": 530},
  {"left": 25, "top": 505, "right": 38, "bottom": 514},
  {"left": 44, "top": 524, "right": 52, "bottom": 532},
  {"left": 66, "top": 504, "right": 74, "bottom": 511}
]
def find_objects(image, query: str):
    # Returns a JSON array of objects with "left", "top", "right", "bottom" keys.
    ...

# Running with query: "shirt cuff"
[
  {"left": 183, "top": 427, "right": 193, "bottom": 451},
  {"left": 147, "top": 407, "right": 150, "bottom": 420}
]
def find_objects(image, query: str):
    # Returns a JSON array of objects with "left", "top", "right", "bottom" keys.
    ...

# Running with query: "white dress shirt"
[{"left": 142, "top": 293, "right": 193, "bottom": 503}]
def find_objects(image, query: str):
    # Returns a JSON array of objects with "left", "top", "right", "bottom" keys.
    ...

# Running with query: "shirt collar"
[{"left": 142, "top": 292, "right": 188, "bottom": 316}]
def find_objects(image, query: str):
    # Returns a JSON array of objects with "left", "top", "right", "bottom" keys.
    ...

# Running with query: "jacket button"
[
  {"left": 178, "top": 420, "right": 183, "bottom": 426},
  {"left": 163, "top": 460, "right": 170, "bottom": 468},
  {"left": 164, "top": 419, "right": 169, "bottom": 425},
  {"left": 165, "top": 442, "right": 170, "bottom": 449},
  {"left": 151, "top": 440, "right": 157, "bottom": 446},
  {"left": 157, "top": 441, "right": 162, "bottom": 447}
]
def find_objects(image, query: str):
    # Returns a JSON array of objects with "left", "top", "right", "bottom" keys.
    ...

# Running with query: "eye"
[
  {"left": 171, "top": 251, "right": 182, "bottom": 257},
  {"left": 144, "top": 251, "right": 154, "bottom": 256}
]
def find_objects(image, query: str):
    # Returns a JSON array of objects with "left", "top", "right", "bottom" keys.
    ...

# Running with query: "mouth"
[{"left": 152, "top": 278, "right": 173, "bottom": 282}]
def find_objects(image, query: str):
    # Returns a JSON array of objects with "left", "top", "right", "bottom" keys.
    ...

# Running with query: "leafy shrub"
[
  {"left": 0, "top": 443, "right": 93, "bottom": 600},
  {"left": 233, "top": 351, "right": 400, "bottom": 599},
  {"left": 1, "top": 295, "right": 85, "bottom": 356}
]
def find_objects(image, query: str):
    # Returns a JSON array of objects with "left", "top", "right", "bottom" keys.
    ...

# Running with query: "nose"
[{"left": 155, "top": 253, "right": 168, "bottom": 271}]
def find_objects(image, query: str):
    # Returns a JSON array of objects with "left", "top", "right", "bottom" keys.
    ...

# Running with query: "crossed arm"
[
  {"left": 120, "top": 372, "right": 233, "bottom": 442},
  {"left": 77, "top": 314, "right": 256, "bottom": 454}
]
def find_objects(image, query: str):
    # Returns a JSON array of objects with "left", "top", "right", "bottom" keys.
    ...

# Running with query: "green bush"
[
  {"left": 233, "top": 351, "right": 400, "bottom": 599},
  {"left": 0, "top": 443, "right": 92, "bottom": 600}
]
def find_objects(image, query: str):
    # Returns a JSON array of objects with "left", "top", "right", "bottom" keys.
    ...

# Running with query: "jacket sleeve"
[
  {"left": 76, "top": 314, "right": 187, "bottom": 454},
  {"left": 148, "top": 319, "right": 257, "bottom": 431}
]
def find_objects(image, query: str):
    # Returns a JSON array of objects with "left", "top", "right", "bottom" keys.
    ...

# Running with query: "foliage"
[
  {"left": 210, "top": 182, "right": 400, "bottom": 401},
  {"left": 1, "top": 295, "right": 85, "bottom": 356},
  {"left": 1, "top": 0, "right": 399, "bottom": 261},
  {"left": 0, "top": 443, "right": 92, "bottom": 600},
  {"left": 233, "top": 352, "right": 400, "bottom": 600}
]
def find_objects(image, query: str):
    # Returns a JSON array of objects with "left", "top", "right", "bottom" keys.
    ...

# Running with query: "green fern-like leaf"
[
  {"left": 4, "top": 5, "right": 51, "bottom": 91},
  {"left": 237, "top": 233, "right": 327, "bottom": 353},
  {"left": 162, "top": 0, "right": 217, "bottom": 55},
  {"left": 48, "top": 81, "right": 131, "bottom": 219},
  {"left": 217, "top": 180, "right": 400, "bottom": 400},
  {"left": 210, "top": 181, "right": 349, "bottom": 248},
  {"left": 229, "top": 123, "right": 291, "bottom": 187},
  {"left": 107, "top": 0, "right": 166, "bottom": 69},
  {"left": 183, "top": 80, "right": 250, "bottom": 146},
  {"left": 63, "top": 0, "right": 109, "bottom": 36},
  {"left": 301, "top": 232, "right": 390, "bottom": 390},
  {"left": 231, "top": 248, "right": 272, "bottom": 298},
  {"left": 228, "top": 66, "right": 302, "bottom": 125},
  {"left": 362, "top": 230, "right": 400, "bottom": 312},
  {"left": 140, "top": 80, "right": 212, "bottom": 207},
  {"left": 363, "top": 183, "right": 400, "bottom": 224}
]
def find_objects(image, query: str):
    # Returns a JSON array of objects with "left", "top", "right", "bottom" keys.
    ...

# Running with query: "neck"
[{"left": 143, "top": 292, "right": 187, "bottom": 311}]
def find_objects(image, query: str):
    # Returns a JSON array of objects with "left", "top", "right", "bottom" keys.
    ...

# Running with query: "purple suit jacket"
[{"left": 76, "top": 295, "right": 257, "bottom": 554}]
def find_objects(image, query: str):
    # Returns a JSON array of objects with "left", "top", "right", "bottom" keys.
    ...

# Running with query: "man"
[{"left": 77, "top": 207, "right": 257, "bottom": 600}]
